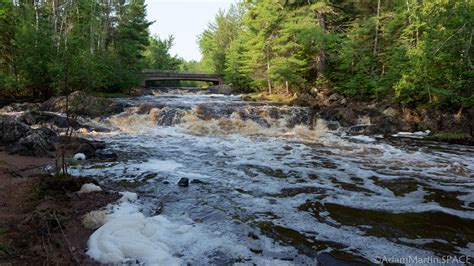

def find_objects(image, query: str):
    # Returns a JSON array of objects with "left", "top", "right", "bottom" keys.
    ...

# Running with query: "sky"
[{"left": 145, "top": 0, "right": 235, "bottom": 61}]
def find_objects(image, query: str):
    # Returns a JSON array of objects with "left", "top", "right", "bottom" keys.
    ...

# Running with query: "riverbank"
[
  {"left": 243, "top": 90, "right": 474, "bottom": 146},
  {"left": 0, "top": 151, "right": 119, "bottom": 264}
]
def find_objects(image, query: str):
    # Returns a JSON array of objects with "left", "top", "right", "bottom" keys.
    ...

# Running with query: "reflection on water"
[{"left": 72, "top": 90, "right": 474, "bottom": 264}]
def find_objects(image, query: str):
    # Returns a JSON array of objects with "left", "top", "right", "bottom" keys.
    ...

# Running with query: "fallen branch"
[{"left": 52, "top": 211, "right": 79, "bottom": 264}]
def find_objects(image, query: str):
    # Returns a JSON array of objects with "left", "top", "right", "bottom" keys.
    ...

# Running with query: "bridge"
[{"left": 140, "top": 70, "right": 223, "bottom": 86}]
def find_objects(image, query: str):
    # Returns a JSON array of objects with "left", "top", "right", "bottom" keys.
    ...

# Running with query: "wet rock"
[
  {"left": 95, "top": 150, "right": 118, "bottom": 160},
  {"left": 74, "top": 143, "right": 97, "bottom": 158},
  {"left": 207, "top": 84, "right": 235, "bottom": 95},
  {"left": 319, "top": 107, "right": 358, "bottom": 127},
  {"left": 325, "top": 121, "right": 341, "bottom": 131},
  {"left": 0, "top": 99, "right": 10, "bottom": 108},
  {"left": 155, "top": 107, "right": 184, "bottom": 126},
  {"left": 36, "top": 127, "right": 58, "bottom": 140},
  {"left": 5, "top": 102, "right": 40, "bottom": 112},
  {"left": 8, "top": 130, "right": 56, "bottom": 157},
  {"left": 0, "top": 115, "right": 31, "bottom": 143},
  {"left": 194, "top": 104, "right": 220, "bottom": 120},
  {"left": 190, "top": 179, "right": 207, "bottom": 185},
  {"left": 178, "top": 178, "right": 189, "bottom": 187}
]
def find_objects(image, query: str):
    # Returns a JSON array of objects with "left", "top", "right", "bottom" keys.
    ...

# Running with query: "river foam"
[{"left": 71, "top": 93, "right": 474, "bottom": 264}]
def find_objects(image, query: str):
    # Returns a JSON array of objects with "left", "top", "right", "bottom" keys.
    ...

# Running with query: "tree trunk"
[
  {"left": 285, "top": 80, "right": 289, "bottom": 95},
  {"left": 315, "top": 10, "right": 326, "bottom": 78},
  {"left": 373, "top": 0, "right": 381, "bottom": 56}
]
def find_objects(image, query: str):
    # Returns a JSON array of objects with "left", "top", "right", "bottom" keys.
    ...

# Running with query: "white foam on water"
[
  {"left": 138, "top": 159, "right": 183, "bottom": 172},
  {"left": 72, "top": 95, "right": 474, "bottom": 263},
  {"left": 78, "top": 183, "right": 102, "bottom": 193},
  {"left": 392, "top": 130, "right": 431, "bottom": 139}
]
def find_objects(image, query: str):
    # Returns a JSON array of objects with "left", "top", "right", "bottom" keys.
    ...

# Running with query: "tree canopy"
[{"left": 199, "top": 0, "right": 474, "bottom": 110}]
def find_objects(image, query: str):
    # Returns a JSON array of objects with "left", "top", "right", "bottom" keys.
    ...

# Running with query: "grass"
[{"left": 426, "top": 132, "right": 473, "bottom": 145}]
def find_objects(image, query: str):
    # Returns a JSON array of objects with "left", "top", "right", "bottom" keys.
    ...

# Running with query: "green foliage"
[
  {"left": 198, "top": 0, "right": 473, "bottom": 110},
  {"left": 0, "top": 0, "right": 152, "bottom": 98},
  {"left": 143, "top": 35, "right": 181, "bottom": 71}
]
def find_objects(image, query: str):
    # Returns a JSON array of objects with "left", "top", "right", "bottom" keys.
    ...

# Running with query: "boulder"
[
  {"left": 74, "top": 143, "right": 97, "bottom": 158},
  {"left": 382, "top": 107, "right": 399, "bottom": 117},
  {"left": 178, "top": 178, "right": 189, "bottom": 187},
  {"left": 40, "top": 91, "right": 119, "bottom": 117},
  {"left": 0, "top": 115, "right": 31, "bottom": 143},
  {"left": 19, "top": 111, "right": 83, "bottom": 129},
  {"left": 0, "top": 99, "right": 10, "bottom": 108},
  {"left": 36, "top": 127, "right": 58, "bottom": 140},
  {"left": 8, "top": 130, "right": 56, "bottom": 157},
  {"left": 319, "top": 107, "right": 359, "bottom": 127},
  {"left": 154, "top": 108, "right": 184, "bottom": 126}
]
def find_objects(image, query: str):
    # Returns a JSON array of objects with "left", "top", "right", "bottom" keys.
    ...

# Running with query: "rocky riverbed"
[{"left": 1, "top": 88, "right": 473, "bottom": 264}]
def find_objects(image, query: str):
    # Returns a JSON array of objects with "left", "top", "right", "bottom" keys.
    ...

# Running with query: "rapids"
[{"left": 71, "top": 89, "right": 474, "bottom": 265}]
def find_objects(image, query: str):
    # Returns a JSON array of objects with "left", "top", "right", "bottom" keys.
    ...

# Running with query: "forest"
[
  {"left": 1, "top": 0, "right": 473, "bottom": 111},
  {"left": 199, "top": 0, "right": 473, "bottom": 110}
]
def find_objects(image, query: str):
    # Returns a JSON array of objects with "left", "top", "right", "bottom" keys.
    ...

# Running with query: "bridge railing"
[{"left": 142, "top": 69, "right": 219, "bottom": 75}]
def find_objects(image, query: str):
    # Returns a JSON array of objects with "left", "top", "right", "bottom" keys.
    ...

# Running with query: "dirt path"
[{"left": 0, "top": 151, "right": 118, "bottom": 264}]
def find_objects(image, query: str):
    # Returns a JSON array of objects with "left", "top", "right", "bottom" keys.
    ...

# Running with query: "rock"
[
  {"left": 0, "top": 115, "right": 31, "bottom": 143},
  {"left": 95, "top": 150, "right": 118, "bottom": 160},
  {"left": 382, "top": 107, "right": 399, "bottom": 117},
  {"left": 319, "top": 107, "right": 359, "bottom": 127},
  {"left": 154, "top": 107, "right": 184, "bottom": 126},
  {"left": 309, "top": 87, "right": 319, "bottom": 96},
  {"left": 328, "top": 93, "right": 343, "bottom": 102},
  {"left": 9, "top": 130, "right": 56, "bottom": 157},
  {"left": 36, "top": 127, "right": 57, "bottom": 140},
  {"left": 0, "top": 99, "right": 10, "bottom": 108},
  {"left": 340, "top": 98, "right": 348, "bottom": 105},
  {"left": 73, "top": 153, "right": 86, "bottom": 161},
  {"left": 75, "top": 143, "right": 96, "bottom": 158},
  {"left": 208, "top": 84, "right": 236, "bottom": 95},
  {"left": 19, "top": 111, "right": 83, "bottom": 129},
  {"left": 6, "top": 103, "right": 40, "bottom": 112},
  {"left": 40, "top": 91, "right": 119, "bottom": 117},
  {"left": 190, "top": 179, "right": 207, "bottom": 185},
  {"left": 82, "top": 210, "right": 107, "bottom": 229},
  {"left": 178, "top": 178, "right": 189, "bottom": 187}
]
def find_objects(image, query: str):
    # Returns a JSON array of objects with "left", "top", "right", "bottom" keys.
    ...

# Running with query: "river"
[{"left": 70, "top": 89, "right": 474, "bottom": 265}]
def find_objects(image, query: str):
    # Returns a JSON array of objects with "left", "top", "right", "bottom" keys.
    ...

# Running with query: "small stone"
[
  {"left": 190, "top": 179, "right": 206, "bottom": 185},
  {"left": 163, "top": 181, "right": 170, "bottom": 184},
  {"left": 178, "top": 178, "right": 189, "bottom": 187},
  {"left": 340, "top": 98, "right": 347, "bottom": 105},
  {"left": 328, "top": 93, "right": 343, "bottom": 102},
  {"left": 383, "top": 107, "right": 399, "bottom": 117}
]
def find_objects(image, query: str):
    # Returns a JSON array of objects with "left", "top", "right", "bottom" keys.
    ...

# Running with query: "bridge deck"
[{"left": 141, "top": 71, "right": 223, "bottom": 86}]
